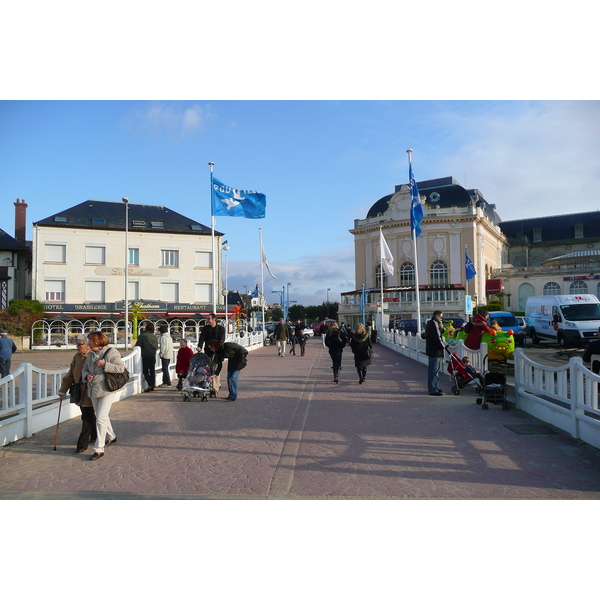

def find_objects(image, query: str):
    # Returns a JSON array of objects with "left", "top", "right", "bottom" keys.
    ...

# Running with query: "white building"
[{"left": 32, "top": 199, "right": 226, "bottom": 318}]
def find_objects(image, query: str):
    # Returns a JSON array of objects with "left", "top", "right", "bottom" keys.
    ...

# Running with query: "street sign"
[{"left": 465, "top": 295, "right": 473, "bottom": 316}]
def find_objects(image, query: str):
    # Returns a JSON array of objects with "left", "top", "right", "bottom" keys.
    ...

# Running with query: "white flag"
[
  {"left": 261, "top": 240, "right": 277, "bottom": 279},
  {"left": 380, "top": 229, "right": 394, "bottom": 276}
]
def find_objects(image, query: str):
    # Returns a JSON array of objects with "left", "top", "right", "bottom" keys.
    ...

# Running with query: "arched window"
[
  {"left": 518, "top": 282, "right": 535, "bottom": 312},
  {"left": 400, "top": 262, "right": 415, "bottom": 286},
  {"left": 570, "top": 280, "right": 588, "bottom": 294},
  {"left": 543, "top": 282, "right": 561, "bottom": 295},
  {"left": 429, "top": 260, "right": 448, "bottom": 285},
  {"left": 375, "top": 264, "right": 387, "bottom": 289}
]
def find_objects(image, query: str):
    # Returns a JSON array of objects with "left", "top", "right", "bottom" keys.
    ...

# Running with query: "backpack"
[{"left": 464, "top": 321, "right": 474, "bottom": 334}]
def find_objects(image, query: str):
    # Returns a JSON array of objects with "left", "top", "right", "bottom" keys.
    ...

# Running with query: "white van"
[{"left": 525, "top": 294, "right": 600, "bottom": 348}]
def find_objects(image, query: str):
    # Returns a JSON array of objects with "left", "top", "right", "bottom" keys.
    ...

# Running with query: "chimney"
[{"left": 14, "top": 198, "right": 28, "bottom": 245}]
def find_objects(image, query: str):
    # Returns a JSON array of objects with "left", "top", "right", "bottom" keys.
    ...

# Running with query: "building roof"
[
  {"left": 541, "top": 249, "right": 600, "bottom": 265},
  {"left": 33, "top": 200, "right": 220, "bottom": 236},
  {"left": 499, "top": 211, "right": 600, "bottom": 243},
  {"left": 366, "top": 176, "right": 501, "bottom": 225},
  {"left": 0, "top": 228, "right": 26, "bottom": 250}
]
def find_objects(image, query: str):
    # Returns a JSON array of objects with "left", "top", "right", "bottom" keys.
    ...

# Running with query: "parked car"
[
  {"left": 302, "top": 327, "right": 314, "bottom": 337},
  {"left": 487, "top": 311, "right": 525, "bottom": 346}
]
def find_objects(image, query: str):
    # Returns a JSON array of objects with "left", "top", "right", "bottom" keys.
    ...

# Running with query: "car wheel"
[
  {"left": 557, "top": 334, "right": 568, "bottom": 349},
  {"left": 531, "top": 330, "right": 540, "bottom": 345}
]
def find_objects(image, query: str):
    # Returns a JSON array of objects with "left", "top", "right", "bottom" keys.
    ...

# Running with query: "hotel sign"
[{"left": 95, "top": 267, "right": 166, "bottom": 277}]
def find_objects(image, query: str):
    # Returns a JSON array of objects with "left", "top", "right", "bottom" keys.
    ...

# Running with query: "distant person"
[
  {"left": 425, "top": 310, "right": 446, "bottom": 396},
  {"left": 319, "top": 320, "right": 329, "bottom": 347},
  {"left": 197, "top": 313, "right": 226, "bottom": 393},
  {"left": 0, "top": 330, "right": 17, "bottom": 378},
  {"left": 58, "top": 335, "right": 96, "bottom": 454},
  {"left": 464, "top": 311, "right": 493, "bottom": 351},
  {"left": 136, "top": 323, "right": 159, "bottom": 392},
  {"left": 82, "top": 331, "right": 126, "bottom": 461},
  {"left": 207, "top": 339, "right": 248, "bottom": 401},
  {"left": 294, "top": 321, "right": 307, "bottom": 357},
  {"left": 350, "top": 323, "right": 372, "bottom": 384},
  {"left": 490, "top": 319, "right": 502, "bottom": 333},
  {"left": 175, "top": 339, "right": 194, "bottom": 390},
  {"left": 274, "top": 318, "right": 289, "bottom": 357},
  {"left": 325, "top": 321, "right": 347, "bottom": 383},
  {"left": 158, "top": 325, "right": 174, "bottom": 387}
]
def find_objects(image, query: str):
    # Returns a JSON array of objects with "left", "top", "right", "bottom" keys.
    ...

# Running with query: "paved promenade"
[{"left": 2, "top": 339, "right": 600, "bottom": 500}]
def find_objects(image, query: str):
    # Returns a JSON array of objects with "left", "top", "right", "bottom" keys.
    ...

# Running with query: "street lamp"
[
  {"left": 327, "top": 288, "right": 331, "bottom": 317},
  {"left": 122, "top": 197, "right": 129, "bottom": 350}
]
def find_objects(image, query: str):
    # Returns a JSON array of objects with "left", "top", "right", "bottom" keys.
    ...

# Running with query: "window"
[
  {"left": 375, "top": 264, "right": 387, "bottom": 289},
  {"left": 85, "top": 280, "right": 105, "bottom": 302},
  {"left": 195, "top": 283, "right": 213, "bottom": 303},
  {"left": 574, "top": 223, "right": 584, "bottom": 239},
  {"left": 128, "top": 248, "right": 139, "bottom": 266},
  {"left": 45, "top": 244, "right": 66, "bottom": 263},
  {"left": 92, "top": 218, "right": 106, "bottom": 224},
  {"left": 543, "top": 282, "right": 561, "bottom": 295},
  {"left": 429, "top": 260, "right": 448, "bottom": 285},
  {"left": 400, "top": 262, "right": 414, "bottom": 286},
  {"left": 569, "top": 280, "right": 588, "bottom": 294},
  {"left": 161, "top": 282, "right": 179, "bottom": 302},
  {"left": 45, "top": 280, "right": 65, "bottom": 301},
  {"left": 128, "top": 281, "right": 139, "bottom": 300},
  {"left": 195, "top": 251, "right": 212, "bottom": 268},
  {"left": 161, "top": 249, "right": 179, "bottom": 267},
  {"left": 533, "top": 228, "right": 542, "bottom": 242},
  {"left": 518, "top": 282, "right": 535, "bottom": 312},
  {"left": 85, "top": 246, "right": 105, "bottom": 265}
]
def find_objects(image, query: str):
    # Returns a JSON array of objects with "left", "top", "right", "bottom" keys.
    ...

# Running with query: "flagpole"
[
  {"left": 465, "top": 244, "right": 469, "bottom": 299},
  {"left": 407, "top": 149, "right": 422, "bottom": 337},
  {"left": 259, "top": 227, "right": 266, "bottom": 337},
  {"left": 208, "top": 162, "right": 216, "bottom": 315},
  {"left": 379, "top": 227, "right": 384, "bottom": 327}
]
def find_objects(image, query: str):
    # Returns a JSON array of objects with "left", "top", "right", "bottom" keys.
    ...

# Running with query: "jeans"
[
  {"left": 142, "top": 355, "right": 156, "bottom": 389},
  {"left": 92, "top": 391, "right": 118, "bottom": 453},
  {"left": 428, "top": 356, "right": 443, "bottom": 393},
  {"left": 227, "top": 369, "right": 240, "bottom": 400},
  {"left": 0, "top": 358, "right": 11, "bottom": 378},
  {"left": 160, "top": 357, "right": 171, "bottom": 385},
  {"left": 329, "top": 351, "right": 343, "bottom": 372}
]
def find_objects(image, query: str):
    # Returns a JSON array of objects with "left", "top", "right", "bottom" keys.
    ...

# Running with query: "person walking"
[
  {"left": 349, "top": 322, "right": 372, "bottom": 384},
  {"left": 158, "top": 325, "right": 174, "bottom": 387},
  {"left": 57, "top": 335, "right": 97, "bottom": 453},
  {"left": 294, "top": 321, "right": 307, "bottom": 357},
  {"left": 425, "top": 310, "right": 446, "bottom": 396},
  {"left": 274, "top": 318, "right": 289, "bottom": 358},
  {"left": 136, "top": 323, "right": 159, "bottom": 392},
  {"left": 319, "top": 320, "right": 329, "bottom": 347},
  {"left": 82, "top": 331, "right": 126, "bottom": 461},
  {"left": 175, "top": 339, "right": 194, "bottom": 390},
  {"left": 325, "top": 321, "right": 347, "bottom": 383},
  {"left": 0, "top": 330, "right": 17, "bottom": 378},
  {"left": 207, "top": 339, "right": 248, "bottom": 401},
  {"left": 197, "top": 313, "right": 226, "bottom": 394}
]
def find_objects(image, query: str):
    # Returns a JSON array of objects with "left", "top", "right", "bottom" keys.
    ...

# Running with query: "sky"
[{"left": 1, "top": 100, "right": 599, "bottom": 308}]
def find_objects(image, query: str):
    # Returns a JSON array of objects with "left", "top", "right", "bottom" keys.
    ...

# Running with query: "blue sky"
[{"left": 2, "top": 100, "right": 599, "bottom": 307}]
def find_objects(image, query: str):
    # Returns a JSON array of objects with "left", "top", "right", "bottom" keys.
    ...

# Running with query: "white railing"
[
  {"left": 513, "top": 348, "right": 600, "bottom": 448},
  {"left": 0, "top": 331, "right": 264, "bottom": 448}
]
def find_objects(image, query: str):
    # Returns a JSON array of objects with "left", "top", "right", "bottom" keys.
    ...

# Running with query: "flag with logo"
[
  {"left": 380, "top": 229, "right": 394, "bottom": 276},
  {"left": 409, "top": 163, "right": 423, "bottom": 237},
  {"left": 465, "top": 249, "right": 477, "bottom": 282},
  {"left": 211, "top": 176, "right": 266, "bottom": 219}
]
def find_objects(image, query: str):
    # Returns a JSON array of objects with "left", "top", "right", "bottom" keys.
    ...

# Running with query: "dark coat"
[
  {"left": 425, "top": 318, "right": 446, "bottom": 358},
  {"left": 135, "top": 330, "right": 159, "bottom": 358},
  {"left": 212, "top": 342, "right": 248, "bottom": 375},
  {"left": 350, "top": 331, "right": 372, "bottom": 367},
  {"left": 198, "top": 324, "right": 226, "bottom": 358},
  {"left": 325, "top": 328, "right": 347, "bottom": 354}
]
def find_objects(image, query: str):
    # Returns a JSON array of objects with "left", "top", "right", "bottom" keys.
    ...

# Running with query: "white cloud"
[{"left": 123, "top": 102, "right": 213, "bottom": 136}]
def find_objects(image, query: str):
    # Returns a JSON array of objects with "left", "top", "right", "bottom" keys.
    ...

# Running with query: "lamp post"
[
  {"left": 326, "top": 287, "right": 331, "bottom": 317},
  {"left": 122, "top": 197, "right": 129, "bottom": 350}
]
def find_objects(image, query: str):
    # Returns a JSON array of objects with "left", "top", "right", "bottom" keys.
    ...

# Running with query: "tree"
[{"left": 0, "top": 299, "right": 46, "bottom": 336}]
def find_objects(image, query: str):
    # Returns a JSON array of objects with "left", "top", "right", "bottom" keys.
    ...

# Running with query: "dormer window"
[
  {"left": 132, "top": 220, "right": 146, "bottom": 228},
  {"left": 92, "top": 218, "right": 106, "bottom": 224},
  {"left": 151, "top": 221, "right": 164, "bottom": 228},
  {"left": 574, "top": 223, "right": 584, "bottom": 239},
  {"left": 54, "top": 216, "right": 68, "bottom": 223},
  {"left": 533, "top": 228, "right": 542, "bottom": 242}
]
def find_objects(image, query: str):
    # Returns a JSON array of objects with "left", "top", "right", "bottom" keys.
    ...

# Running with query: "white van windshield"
[{"left": 560, "top": 303, "right": 600, "bottom": 321}]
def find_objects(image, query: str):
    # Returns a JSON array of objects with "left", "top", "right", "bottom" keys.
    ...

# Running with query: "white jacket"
[{"left": 159, "top": 333, "right": 174, "bottom": 359}]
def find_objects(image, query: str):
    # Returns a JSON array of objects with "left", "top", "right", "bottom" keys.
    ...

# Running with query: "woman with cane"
[{"left": 56, "top": 335, "right": 96, "bottom": 453}]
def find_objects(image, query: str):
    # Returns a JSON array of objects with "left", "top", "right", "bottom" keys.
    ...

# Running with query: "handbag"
[
  {"left": 105, "top": 368, "right": 130, "bottom": 392},
  {"left": 69, "top": 381, "right": 83, "bottom": 404}
]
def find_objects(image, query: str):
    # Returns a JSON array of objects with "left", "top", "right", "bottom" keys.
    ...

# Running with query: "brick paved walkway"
[{"left": 2, "top": 339, "right": 600, "bottom": 499}]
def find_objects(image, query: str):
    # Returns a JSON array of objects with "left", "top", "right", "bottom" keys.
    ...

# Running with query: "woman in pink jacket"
[{"left": 464, "top": 311, "right": 493, "bottom": 350}]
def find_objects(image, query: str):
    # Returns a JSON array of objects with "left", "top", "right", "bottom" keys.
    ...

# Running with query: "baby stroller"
[
  {"left": 476, "top": 356, "right": 509, "bottom": 410},
  {"left": 447, "top": 351, "right": 483, "bottom": 396},
  {"left": 181, "top": 352, "right": 216, "bottom": 402}
]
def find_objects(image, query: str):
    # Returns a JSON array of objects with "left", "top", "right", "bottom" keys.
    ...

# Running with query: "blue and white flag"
[
  {"left": 409, "top": 163, "right": 423, "bottom": 237},
  {"left": 211, "top": 176, "right": 266, "bottom": 219},
  {"left": 250, "top": 285, "right": 259, "bottom": 299},
  {"left": 465, "top": 249, "right": 477, "bottom": 282}
]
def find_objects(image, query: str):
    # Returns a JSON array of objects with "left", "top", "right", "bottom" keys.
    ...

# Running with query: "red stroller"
[{"left": 447, "top": 351, "right": 484, "bottom": 396}]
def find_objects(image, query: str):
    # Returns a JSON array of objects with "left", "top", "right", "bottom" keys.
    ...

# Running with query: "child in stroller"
[
  {"left": 181, "top": 351, "right": 216, "bottom": 402},
  {"left": 447, "top": 351, "right": 484, "bottom": 396}
]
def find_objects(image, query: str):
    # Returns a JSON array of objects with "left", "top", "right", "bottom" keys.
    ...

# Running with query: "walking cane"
[{"left": 53, "top": 393, "right": 64, "bottom": 451}]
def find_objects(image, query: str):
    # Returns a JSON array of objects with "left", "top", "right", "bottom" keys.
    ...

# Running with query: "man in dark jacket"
[
  {"left": 207, "top": 339, "right": 248, "bottom": 401},
  {"left": 425, "top": 310, "right": 446, "bottom": 396},
  {"left": 135, "top": 323, "right": 159, "bottom": 392},
  {"left": 198, "top": 313, "right": 226, "bottom": 393}
]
